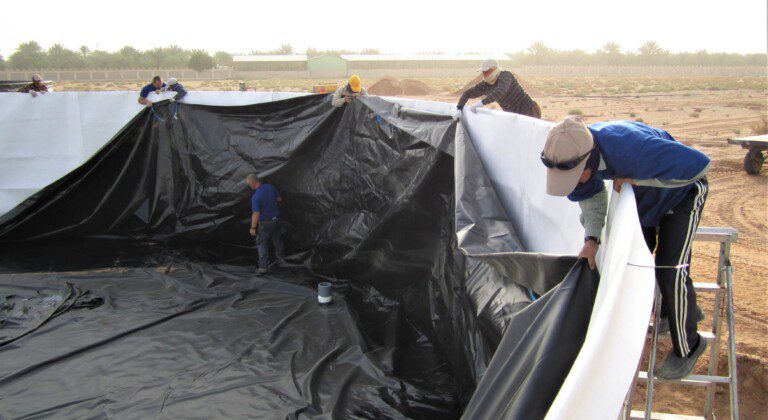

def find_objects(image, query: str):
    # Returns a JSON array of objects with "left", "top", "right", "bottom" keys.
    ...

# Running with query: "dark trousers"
[
  {"left": 642, "top": 178, "right": 708, "bottom": 357},
  {"left": 255, "top": 220, "right": 285, "bottom": 270}
]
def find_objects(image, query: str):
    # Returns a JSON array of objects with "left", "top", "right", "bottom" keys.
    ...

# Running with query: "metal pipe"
[{"left": 725, "top": 262, "right": 739, "bottom": 420}]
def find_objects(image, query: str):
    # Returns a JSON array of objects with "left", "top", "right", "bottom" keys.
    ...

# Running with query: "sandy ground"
[{"left": 55, "top": 77, "right": 767, "bottom": 418}]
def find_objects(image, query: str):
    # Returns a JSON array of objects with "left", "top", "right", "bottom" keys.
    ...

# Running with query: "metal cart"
[{"left": 727, "top": 134, "right": 767, "bottom": 175}]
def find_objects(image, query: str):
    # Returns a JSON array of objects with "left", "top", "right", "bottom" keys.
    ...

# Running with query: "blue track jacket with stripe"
[{"left": 568, "top": 121, "right": 710, "bottom": 230}]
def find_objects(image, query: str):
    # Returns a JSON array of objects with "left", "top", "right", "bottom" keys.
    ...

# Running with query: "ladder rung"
[
  {"left": 693, "top": 282, "right": 721, "bottom": 292},
  {"left": 694, "top": 227, "right": 738, "bottom": 243},
  {"left": 650, "top": 331, "right": 716, "bottom": 342},
  {"left": 629, "top": 410, "right": 705, "bottom": 420},
  {"left": 638, "top": 371, "right": 730, "bottom": 386}
]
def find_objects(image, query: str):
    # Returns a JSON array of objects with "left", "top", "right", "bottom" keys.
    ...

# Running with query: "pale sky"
[{"left": 1, "top": 0, "right": 766, "bottom": 57}]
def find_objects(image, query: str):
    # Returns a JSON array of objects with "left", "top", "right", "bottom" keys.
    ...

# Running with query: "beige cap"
[
  {"left": 543, "top": 116, "right": 594, "bottom": 196},
  {"left": 32, "top": 74, "right": 42, "bottom": 82},
  {"left": 478, "top": 58, "right": 499, "bottom": 72}
]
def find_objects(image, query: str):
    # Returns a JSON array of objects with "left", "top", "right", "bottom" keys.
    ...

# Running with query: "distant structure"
[{"left": 232, "top": 54, "right": 512, "bottom": 78}]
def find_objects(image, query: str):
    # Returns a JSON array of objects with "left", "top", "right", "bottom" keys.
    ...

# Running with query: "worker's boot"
[{"left": 655, "top": 333, "right": 707, "bottom": 379}]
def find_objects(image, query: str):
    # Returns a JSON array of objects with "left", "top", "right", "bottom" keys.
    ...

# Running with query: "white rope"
[{"left": 627, "top": 262, "right": 690, "bottom": 270}]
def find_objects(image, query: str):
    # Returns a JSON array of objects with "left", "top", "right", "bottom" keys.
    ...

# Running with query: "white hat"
[
  {"left": 167, "top": 78, "right": 178, "bottom": 85},
  {"left": 478, "top": 58, "right": 499, "bottom": 72},
  {"left": 32, "top": 74, "right": 42, "bottom": 82}
]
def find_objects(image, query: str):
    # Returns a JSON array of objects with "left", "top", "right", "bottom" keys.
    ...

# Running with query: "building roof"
[
  {"left": 340, "top": 54, "right": 510, "bottom": 62},
  {"left": 233, "top": 55, "right": 308, "bottom": 62}
]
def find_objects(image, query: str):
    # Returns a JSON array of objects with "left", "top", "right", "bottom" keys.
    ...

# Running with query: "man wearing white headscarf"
[{"left": 456, "top": 58, "right": 540, "bottom": 118}]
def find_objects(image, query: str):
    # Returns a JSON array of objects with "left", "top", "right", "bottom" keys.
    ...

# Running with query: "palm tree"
[
  {"left": 601, "top": 42, "right": 623, "bottom": 64},
  {"left": 602, "top": 42, "right": 621, "bottom": 55},
  {"left": 527, "top": 41, "right": 551, "bottom": 65},
  {"left": 638, "top": 41, "right": 665, "bottom": 65},
  {"left": 638, "top": 41, "right": 663, "bottom": 56},
  {"left": 527, "top": 41, "right": 551, "bottom": 56}
]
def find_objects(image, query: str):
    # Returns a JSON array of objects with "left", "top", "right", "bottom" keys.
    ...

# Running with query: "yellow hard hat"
[{"left": 348, "top": 75, "right": 362, "bottom": 93}]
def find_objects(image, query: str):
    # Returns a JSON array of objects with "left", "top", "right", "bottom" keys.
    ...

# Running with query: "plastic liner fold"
[
  {"left": 462, "top": 259, "right": 599, "bottom": 419},
  {"left": 0, "top": 95, "right": 594, "bottom": 418}
]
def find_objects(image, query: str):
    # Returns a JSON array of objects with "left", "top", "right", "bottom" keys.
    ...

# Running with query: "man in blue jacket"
[
  {"left": 246, "top": 174, "right": 285, "bottom": 274},
  {"left": 542, "top": 116, "right": 710, "bottom": 380}
]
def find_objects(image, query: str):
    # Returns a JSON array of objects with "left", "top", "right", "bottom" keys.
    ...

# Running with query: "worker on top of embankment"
[
  {"left": 161, "top": 77, "right": 187, "bottom": 119},
  {"left": 331, "top": 75, "right": 368, "bottom": 108},
  {"left": 18, "top": 74, "right": 48, "bottom": 97},
  {"left": 162, "top": 78, "right": 187, "bottom": 102},
  {"left": 456, "top": 58, "right": 540, "bottom": 119},
  {"left": 138, "top": 76, "right": 166, "bottom": 106},
  {"left": 542, "top": 116, "right": 710, "bottom": 380}
]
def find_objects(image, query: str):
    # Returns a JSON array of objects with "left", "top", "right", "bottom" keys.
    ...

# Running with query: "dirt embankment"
[{"left": 368, "top": 77, "right": 435, "bottom": 96}]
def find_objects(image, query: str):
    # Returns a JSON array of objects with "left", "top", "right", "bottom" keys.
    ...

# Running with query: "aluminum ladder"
[{"left": 622, "top": 226, "right": 740, "bottom": 420}]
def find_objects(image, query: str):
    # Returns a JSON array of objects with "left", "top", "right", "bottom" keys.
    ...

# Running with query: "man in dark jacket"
[
  {"left": 456, "top": 58, "right": 540, "bottom": 118},
  {"left": 163, "top": 78, "right": 187, "bottom": 102},
  {"left": 542, "top": 116, "right": 710, "bottom": 380},
  {"left": 162, "top": 77, "right": 187, "bottom": 119},
  {"left": 18, "top": 74, "right": 48, "bottom": 97}
]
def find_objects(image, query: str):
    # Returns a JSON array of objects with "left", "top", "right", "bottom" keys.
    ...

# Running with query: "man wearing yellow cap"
[
  {"left": 541, "top": 116, "right": 711, "bottom": 380},
  {"left": 331, "top": 75, "right": 368, "bottom": 108}
]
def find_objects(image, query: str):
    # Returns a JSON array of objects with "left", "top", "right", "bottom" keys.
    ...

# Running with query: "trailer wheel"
[{"left": 744, "top": 149, "right": 765, "bottom": 175}]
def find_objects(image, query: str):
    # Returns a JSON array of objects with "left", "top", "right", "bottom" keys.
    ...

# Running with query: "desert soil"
[{"left": 55, "top": 76, "right": 767, "bottom": 418}]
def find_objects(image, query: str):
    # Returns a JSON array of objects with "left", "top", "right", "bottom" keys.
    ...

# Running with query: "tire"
[{"left": 744, "top": 149, "right": 765, "bottom": 175}]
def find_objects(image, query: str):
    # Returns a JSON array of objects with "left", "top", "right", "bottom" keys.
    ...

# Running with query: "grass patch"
[{"left": 568, "top": 109, "right": 583, "bottom": 116}]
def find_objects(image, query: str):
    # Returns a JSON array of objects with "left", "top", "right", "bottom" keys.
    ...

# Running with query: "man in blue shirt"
[
  {"left": 247, "top": 174, "right": 285, "bottom": 274},
  {"left": 542, "top": 117, "right": 710, "bottom": 380},
  {"left": 138, "top": 76, "right": 165, "bottom": 107}
]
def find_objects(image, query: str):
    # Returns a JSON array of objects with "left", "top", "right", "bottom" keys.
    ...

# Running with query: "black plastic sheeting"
[
  {"left": 0, "top": 95, "right": 598, "bottom": 418},
  {"left": 462, "top": 260, "right": 599, "bottom": 419}
]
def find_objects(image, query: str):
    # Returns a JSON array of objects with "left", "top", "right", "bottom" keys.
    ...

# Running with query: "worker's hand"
[
  {"left": 40, "top": 90, "right": 47, "bottom": 94},
  {"left": 159, "top": 87, "right": 168, "bottom": 93},
  {"left": 145, "top": 101, "right": 153, "bottom": 107},
  {"left": 470, "top": 102, "right": 483, "bottom": 113},
  {"left": 30, "top": 91, "right": 38, "bottom": 98},
  {"left": 613, "top": 177, "right": 635, "bottom": 193},
  {"left": 249, "top": 227, "right": 257, "bottom": 237},
  {"left": 579, "top": 239, "right": 599, "bottom": 270},
  {"left": 169, "top": 97, "right": 175, "bottom": 103},
  {"left": 344, "top": 96, "right": 352, "bottom": 103}
]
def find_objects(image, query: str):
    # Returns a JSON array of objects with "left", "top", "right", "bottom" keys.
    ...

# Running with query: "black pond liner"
[{"left": 0, "top": 95, "right": 598, "bottom": 419}]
